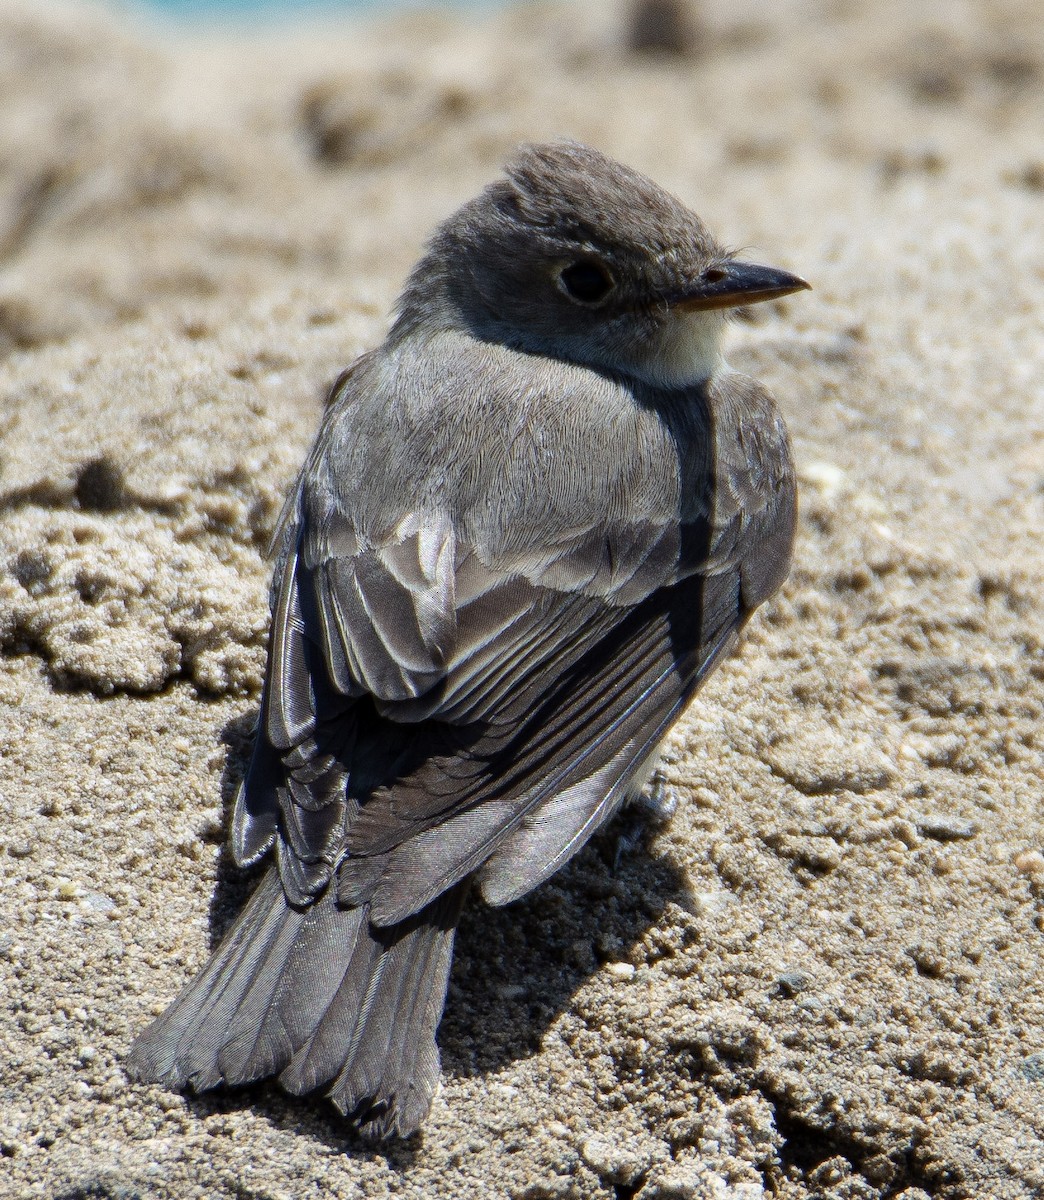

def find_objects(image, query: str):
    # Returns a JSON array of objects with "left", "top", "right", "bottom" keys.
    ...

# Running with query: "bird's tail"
[{"left": 127, "top": 868, "right": 466, "bottom": 1139}]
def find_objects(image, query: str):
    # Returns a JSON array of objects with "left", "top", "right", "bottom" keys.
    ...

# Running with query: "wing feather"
[
  {"left": 264, "top": 542, "right": 314, "bottom": 752},
  {"left": 365, "top": 566, "right": 742, "bottom": 924},
  {"left": 235, "top": 353, "right": 794, "bottom": 930}
]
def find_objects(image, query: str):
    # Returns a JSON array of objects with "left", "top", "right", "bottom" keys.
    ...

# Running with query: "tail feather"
[
  {"left": 129, "top": 869, "right": 295, "bottom": 1090},
  {"left": 287, "top": 883, "right": 465, "bottom": 1138},
  {"left": 128, "top": 868, "right": 466, "bottom": 1138},
  {"left": 278, "top": 907, "right": 385, "bottom": 1095},
  {"left": 328, "top": 905, "right": 449, "bottom": 1129},
  {"left": 333, "top": 898, "right": 458, "bottom": 1137},
  {"left": 217, "top": 888, "right": 366, "bottom": 1086}
]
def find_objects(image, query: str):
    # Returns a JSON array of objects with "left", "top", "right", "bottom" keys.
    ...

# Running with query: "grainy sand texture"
[{"left": 2, "top": 0, "right": 1043, "bottom": 1197}]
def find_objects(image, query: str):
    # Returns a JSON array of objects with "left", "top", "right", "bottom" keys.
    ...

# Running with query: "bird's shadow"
[{"left": 188, "top": 710, "right": 692, "bottom": 1154}]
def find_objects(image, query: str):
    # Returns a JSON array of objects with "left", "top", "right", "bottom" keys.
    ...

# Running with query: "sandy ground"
[{"left": 1, "top": 0, "right": 1043, "bottom": 1196}]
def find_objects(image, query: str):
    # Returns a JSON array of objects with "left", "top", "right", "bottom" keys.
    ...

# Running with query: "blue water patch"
[{"left": 140, "top": 0, "right": 497, "bottom": 19}]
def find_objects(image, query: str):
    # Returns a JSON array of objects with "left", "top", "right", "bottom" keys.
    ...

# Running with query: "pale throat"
[{"left": 644, "top": 309, "right": 725, "bottom": 388}]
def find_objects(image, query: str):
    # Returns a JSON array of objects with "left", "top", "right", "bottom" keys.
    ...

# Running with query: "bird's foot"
[
  {"left": 612, "top": 770, "right": 678, "bottom": 870},
  {"left": 635, "top": 768, "right": 679, "bottom": 824}
]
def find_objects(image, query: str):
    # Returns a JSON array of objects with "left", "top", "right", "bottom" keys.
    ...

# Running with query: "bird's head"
[{"left": 394, "top": 140, "right": 809, "bottom": 388}]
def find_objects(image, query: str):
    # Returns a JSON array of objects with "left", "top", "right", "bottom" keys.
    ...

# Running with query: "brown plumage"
[{"left": 127, "top": 141, "right": 809, "bottom": 1138}]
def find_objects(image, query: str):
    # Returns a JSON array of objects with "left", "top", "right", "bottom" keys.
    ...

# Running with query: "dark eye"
[{"left": 558, "top": 260, "right": 615, "bottom": 305}]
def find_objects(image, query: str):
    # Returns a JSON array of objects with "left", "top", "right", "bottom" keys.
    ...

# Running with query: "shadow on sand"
[{"left": 170, "top": 709, "right": 693, "bottom": 1156}]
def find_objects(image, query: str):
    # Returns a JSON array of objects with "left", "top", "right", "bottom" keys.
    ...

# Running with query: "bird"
[{"left": 127, "top": 140, "right": 809, "bottom": 1139}]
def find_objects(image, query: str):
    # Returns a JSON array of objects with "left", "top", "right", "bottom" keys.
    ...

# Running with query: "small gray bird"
[{"left": 128, "top": 141, "right": 809, "bottom": 1138}]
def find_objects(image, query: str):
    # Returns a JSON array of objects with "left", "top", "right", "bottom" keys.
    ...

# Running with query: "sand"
[{"left": 1, "top": 0, "right": 1042, "bottom": 1196}]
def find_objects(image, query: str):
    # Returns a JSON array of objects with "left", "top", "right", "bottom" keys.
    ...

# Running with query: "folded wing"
[{"left": 232, "top": 366, "right": 794, "bottom": 922}]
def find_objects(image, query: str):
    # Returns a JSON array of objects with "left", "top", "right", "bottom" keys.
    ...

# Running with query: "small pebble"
[
  {"left": 777, "top": 969, "right": 813, "bottom": 997},
  {"left": 606, "top": 961, "right": 636, "bottom": 980},
  {"left": 1014, "top": 850, "right": 1044, "bottom": 877},
  {"left": 914, "top": 814, "right": 977, "bottom": 842},
  {"left": 627, "top": 0, "right": 702, "bottom": 58},
  {"left": 580, "top": 1135, "right": 646, "bottom": 1185},
  {"left": 800, "top": 461, "right": 845, "bottom": 499}
]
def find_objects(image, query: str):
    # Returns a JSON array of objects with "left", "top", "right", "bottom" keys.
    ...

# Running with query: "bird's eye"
[{"left": 558, "top": 260, "right": 615, "bottom": 305}]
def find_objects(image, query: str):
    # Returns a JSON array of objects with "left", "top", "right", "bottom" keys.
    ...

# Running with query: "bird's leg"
[
  {"left": 613, "top": 767, "right": 679, "bottom": 870},
  {"left": 638, "top": 767, "right": 679, "bottom": 823}
]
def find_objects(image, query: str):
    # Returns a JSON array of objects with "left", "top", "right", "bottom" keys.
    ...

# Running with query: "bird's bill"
[{"left": 669, "top": 261, "right": 811, "bottom": 311}]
